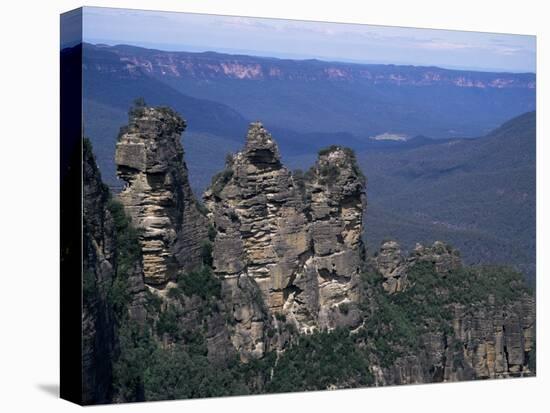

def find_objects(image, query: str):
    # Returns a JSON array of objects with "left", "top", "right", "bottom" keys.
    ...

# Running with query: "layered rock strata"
[
  {"left": 306, "top": 146, "right": 366, "bottom": 328},
  {"left": 204, "top": 123, "right": 366, "bottom": 357},
  {"left": 371, "top": 240, "right": 535, "bottom": 383},
  {"left": 115, "top": 106, "right": 208, "bottom": 286},
  {"left": 371, "top": 294, "right": 535, "bottom": 385}
]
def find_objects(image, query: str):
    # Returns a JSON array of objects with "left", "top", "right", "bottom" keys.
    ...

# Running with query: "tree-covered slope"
[{"left": 357, "top": 111, "right": 535, "bottom": 281}]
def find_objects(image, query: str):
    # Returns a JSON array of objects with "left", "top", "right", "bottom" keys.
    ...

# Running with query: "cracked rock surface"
[
  {"left": 204, "top": 124, "right": 366, "bottom": 356},
  {"left": 115, "top": 106, "right": 208, "bottom": 286}
]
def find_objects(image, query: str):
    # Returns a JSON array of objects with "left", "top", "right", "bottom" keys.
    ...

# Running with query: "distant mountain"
[
  {"left": 93, "top": 43, "right": 535, "bottom": 86},
  {"left": 81, "top": 44, "right": 451, "bottom": 188},
  {"left": 358, "top": 111, "right": 536, "bottom": 282},
  {"left": 84, "top": 43, "right": 535, "bottom": 140}
]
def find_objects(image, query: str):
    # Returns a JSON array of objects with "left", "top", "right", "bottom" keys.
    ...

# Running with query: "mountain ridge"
[
  {"left": 82, "top": 42, "right": 534, "bottom": 139},
  {"left": 85, "top": 42, "right": 536, "bottom": 84}
]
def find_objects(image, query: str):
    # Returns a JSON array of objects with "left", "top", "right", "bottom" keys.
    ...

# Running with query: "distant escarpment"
[
  {"left": 203, "top": 123, "right": 365, "bottom": 358},
  {"left": 88, "top": 43, "right": 535, "bottom": 89},
  {"left": 82, "top": 103, "right": 535, "bottom": 403}
]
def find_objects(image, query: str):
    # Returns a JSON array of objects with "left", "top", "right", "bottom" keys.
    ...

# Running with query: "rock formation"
[
  {"left": 83, "top": 139, "right": 150, "bottom": 403},
  {"left": 375, "top": 240, "right": 462, "bottom": 293},
  {"left": 112, "top": 105, "right": 243, "bottom": 368},
  {"left": 370, "top": 240, "right": 535, "bottom": 383},
  {"left": 204, "top": 123, "right": 366, "bottom": 357},
  {"left": 374, "top": 241, "right": 408, "bottom": 293},
  {"left": 449, "top": 294, "right": 535, "bottom": 379},
  {"left": 410, "top": 241, "right": 462, "bottom": 275},
  {"left": 81, "top": 103, "right": 535, "bottom": 403},
  {"left": 83, "top": 139, "right": 116, "bottom": 404},
  {"left": 371, "top": 294, "right": 535, "bottom": 385},
  {"left": 305, "top": 145, "right": 366, "bottom": 329},
  {"left": 115, "top": 105, "right": 208, "bottom": 286}
]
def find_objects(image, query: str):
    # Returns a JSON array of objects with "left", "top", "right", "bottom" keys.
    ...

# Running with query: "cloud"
[
  {"left": 409, "top": 37, "right": 528, "bottom": 57},
  {"left": 82, "top": 6, "right": 535, "bottom": 72},
  {"left": 419, "top": 40, "right": 474, "bottom": 50}
]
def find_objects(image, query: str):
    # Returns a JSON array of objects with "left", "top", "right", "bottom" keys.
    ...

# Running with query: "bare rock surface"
[
  {"left": 204, "top": 124, "right": 366, "bottom": 357},
  {"left": 370, "top": 239, "right": 535, "bottom": 383},
  {"left": 115, "top": 105, "right": 208, "bottom": 286}
]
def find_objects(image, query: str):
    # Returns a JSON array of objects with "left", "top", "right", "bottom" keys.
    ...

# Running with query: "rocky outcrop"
[
  {"left": 375, "top": 240, "right": 461, "bottom": 293},
  {"left": 370, "top": 240, "right": 535, "bottom": 384},
  {"left": 448, "top": 294, "right": 535, "bottom": 379},
  {"left": 410, "top": 241, "right": 462, "bottom": 275},
  {"left": 372, "top": 295, "right": 536, "bottom": 385},
  {"left": 84, "top": 135, "right": 238, "bottom": 403},
  {"left": 375, "top": 241, "right": 408, "bottom": 293},
  {"left": 203, "top": 123, "right": 309, "bottom": 358},
  {"left": 113, "top": 104, "right": 239, "bottom": 363},
  {"left": 204, "top": 124, "right": 366, "bottom": 357},
  {"left": 115, "top": 105, "right": 208, "bottom": 286}
]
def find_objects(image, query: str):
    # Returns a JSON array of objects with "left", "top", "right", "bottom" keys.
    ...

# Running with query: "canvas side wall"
[{"left": 60, "top": 7, "right": 83, "bottom": 406}]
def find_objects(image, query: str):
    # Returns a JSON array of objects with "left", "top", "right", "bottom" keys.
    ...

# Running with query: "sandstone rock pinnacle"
[
  {"left": 115, "top": 104, "right": 208, "bottom": 286},
  {"left": 204, "top": 125, "right": 367, "bottom": 357}
]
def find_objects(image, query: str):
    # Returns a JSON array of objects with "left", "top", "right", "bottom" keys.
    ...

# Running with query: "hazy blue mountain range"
[
  {"left": 84, "top": 42, "right": 534, "bottom": 135},
  {"left": 81, "top": 42, "right": 535, "bottom": 184},
  {"left": 77, "top": 42, "right": 535, "bottom": 281}
]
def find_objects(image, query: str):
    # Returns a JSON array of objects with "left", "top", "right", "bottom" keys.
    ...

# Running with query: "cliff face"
[
  {"left": 91, "top": 44, "right": 535, "bottom": 89},
  {"left": 82, "top": 140, "right": 116, "bottom": 404},
  {"left": 83, "top": 139, "right": 150, "bottom": 404},
  {"left": 85, "top": 107, "right": 238, "bottom": 402},
  {"left": 371, "top": 297, "right": 536, "bottom": 385},
  {"left": 111, "top": 105, "right": 241, "bottom": 372},
  {"left": 115, "top": 105, "right": 208, "bottom": 286},
  {"left": 306, "top": 146, "right": 366, "bottom": 329},
  {"left": 204, "top": 123, "right": 366, "bottom": 358},
  {"left": 369, "top": 241, "right": 535, "bottom": 385}
]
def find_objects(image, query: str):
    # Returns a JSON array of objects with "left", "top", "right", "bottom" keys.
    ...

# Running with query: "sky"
[{"left": 78, "top": 6, "right": 536, "bottom": 73}]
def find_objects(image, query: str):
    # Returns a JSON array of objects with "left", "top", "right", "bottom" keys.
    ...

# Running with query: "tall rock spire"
[
  {"left": 115, "top": 104, "right": 208, "bottom": 285},
  {"left": 204, "top": 124, "right": 367, "bottom": 358}
]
